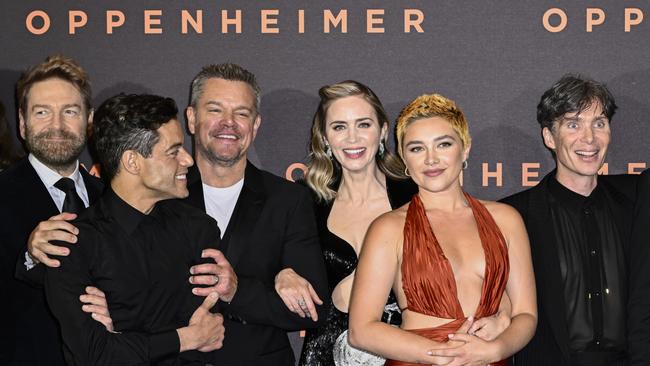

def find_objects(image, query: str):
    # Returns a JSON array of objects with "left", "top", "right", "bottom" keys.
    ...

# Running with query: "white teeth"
[
  {"left": 175, "top": 174, "right": 187, "bottom": 180},
  {"left": 343, "top": 148, "right": 365, "bottom": 154},
  {"left": 217, "top": 134, "right": 237, "bottom": 140},
  {"left": 576, "top": 151, "right": 598, "bottom": 156}
]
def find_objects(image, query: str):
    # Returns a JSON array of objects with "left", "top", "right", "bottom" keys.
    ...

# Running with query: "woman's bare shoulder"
[
  {"left": 478, "top": 199, "right": 526, "bottom": 235},
  {"left": 365, "top": 204, "right": 409, "bottom": 240}
]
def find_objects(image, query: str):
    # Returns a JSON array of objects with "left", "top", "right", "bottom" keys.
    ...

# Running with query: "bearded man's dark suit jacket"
[
  {"left": 0, "top": 158, "right": 103, "bottom": 365},
  {"left": 185, "top": 161, "right": 328, "bottom": 366},
  {"left": 628, "top": 169, "right": 650, "bottom": 366},
  {"left": 500, "top": 171, "right": 639, "bottom": 366}
]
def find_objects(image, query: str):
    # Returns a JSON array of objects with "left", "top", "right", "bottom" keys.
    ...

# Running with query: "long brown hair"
[{"left": 306, "top": 80, "right": 405, "bottom": 202}]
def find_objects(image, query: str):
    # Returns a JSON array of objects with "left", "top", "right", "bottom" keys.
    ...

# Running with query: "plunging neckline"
[{"left": 409, "top": 192, "right": 495, "bottom": 319}]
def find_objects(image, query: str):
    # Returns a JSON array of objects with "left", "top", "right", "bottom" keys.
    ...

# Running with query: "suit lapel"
[
  {"left": 223, "top": 162, "right": 265, "bottom": 269},
  {"left": 185, "top": 165, "right": 206, "bottom": 211},
  {"left": 529, "top": 174, "right": 570, "bottom": 360},
  {"left": 14, "top": 158, "right": 59, "bottom": 218}
]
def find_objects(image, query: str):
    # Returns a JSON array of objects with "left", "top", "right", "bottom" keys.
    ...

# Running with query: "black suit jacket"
[
  {"left": 501, "top": 172, "right": 638, "bottom": 366},
  {"left": 0, "top": 157, "right": 103, "bottom": 365},
  {"left": 185, "top": 161, "right": 328, "bottom": 366},
  {"left": 628, "top": 169, "right": 650, "bottom": 366}
]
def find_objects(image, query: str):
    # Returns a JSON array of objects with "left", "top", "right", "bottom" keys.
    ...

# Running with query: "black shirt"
[
  {"left": 548, "top": 176, "right": 627, "bottom": 355},
  {"left": 44, "top": 189, "right": 221, "bottom": 366}
]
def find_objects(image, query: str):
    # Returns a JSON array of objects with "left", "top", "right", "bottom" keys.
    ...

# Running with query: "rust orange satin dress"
[{"left": 385, "top": 193, "right": 510, "bottom": 366}]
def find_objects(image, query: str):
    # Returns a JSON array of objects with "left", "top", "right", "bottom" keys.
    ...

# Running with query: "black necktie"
[{"left": 54, "top": 177, "right": 85, "bottom": 214}]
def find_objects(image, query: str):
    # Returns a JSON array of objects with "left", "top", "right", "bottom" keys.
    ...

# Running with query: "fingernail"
[
  {"left": 427, "top": 351, "right": 433, "bottom": 356},
  {"left": 189, "top": 267, "right": 194, "bottom": 274},
  {"left": 188, "top": 277, "right": 194, "bottom": 284},
  {"left": 91, "top": 313, "right": 97, "bottom": 318},
  {"left": 468, "top": 316, "right": 474, "bottom": 321},
  {"left": 448, "top": 334, "right": 454, "bottom": 338},
  {"left": 201, "top": 250, "right": 206, "bottom": 257},
  {"left": 192, "top": 288, "right": 199, "bottom": 295}
]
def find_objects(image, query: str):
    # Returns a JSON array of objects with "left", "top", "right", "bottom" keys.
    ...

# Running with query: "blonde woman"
[{"left": 348, "top": 94, "right": 536, "bottom": 365}]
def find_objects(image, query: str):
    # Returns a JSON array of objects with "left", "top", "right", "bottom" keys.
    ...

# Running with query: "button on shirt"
[
  {"left": 44, "top": 189, "right": 221, "bottom": 365},
  {"left": 548, "top": 176, "right": 627, "bottom": 354}
]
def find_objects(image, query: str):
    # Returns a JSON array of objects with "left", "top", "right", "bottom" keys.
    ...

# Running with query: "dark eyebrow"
[
  {"left": 329, "top": 117, "right": 373, "bottom": 124},
  {"left": 165, "top": 143, "right": 183, "bottom": 153}
]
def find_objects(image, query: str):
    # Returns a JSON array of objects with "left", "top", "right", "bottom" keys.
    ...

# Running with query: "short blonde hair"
[{"left": 395, "top": 93, "right": 471, "bottom": 158}]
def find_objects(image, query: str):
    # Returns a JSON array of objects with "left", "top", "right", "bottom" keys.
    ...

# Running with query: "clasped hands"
[{"left": 424, "top": 313, "right": 510, "bottom": 366}]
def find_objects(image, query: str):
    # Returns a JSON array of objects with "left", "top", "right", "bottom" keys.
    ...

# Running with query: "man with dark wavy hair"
[
  {"left": 502, "top": 75, "right": 640, "bottom": 366},
  {"left": 0, "top": 55, "right": 103, "bottom": 365},
  {"left": 45, "top": 93, "right": 227, "bottom": 365}
]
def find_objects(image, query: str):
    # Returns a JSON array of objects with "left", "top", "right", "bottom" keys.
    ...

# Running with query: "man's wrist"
[{"left": 176, "top": 326, "right": 196, "bottom": 352}]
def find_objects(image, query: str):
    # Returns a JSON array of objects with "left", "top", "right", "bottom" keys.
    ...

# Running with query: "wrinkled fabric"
[{"left": 386, "top": 193, "right": 509, "bottom": 366}]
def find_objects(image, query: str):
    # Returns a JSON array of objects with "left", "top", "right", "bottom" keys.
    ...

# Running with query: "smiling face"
[
  {"left": 402, "top": 116, "right": 469, "bottom": 193},
  {"left": 187, "top": 78, "right": 260, "bottom": 167},
  {"left": 324, "top": 95, "right": 387, "bottom": 174},
  {"left": 19, "top": 78, "right": 89, "bottom": 169},
  {"left": 543, "top": 100, "right": 610, "bottom": 186},
  {"left": 139, "top": 119, "right": 194, "bottom": 200}
]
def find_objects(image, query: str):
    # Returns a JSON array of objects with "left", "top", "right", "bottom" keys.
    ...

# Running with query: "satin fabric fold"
[{"left": 386, "top": 193, "right": 509, "bottom": 365}]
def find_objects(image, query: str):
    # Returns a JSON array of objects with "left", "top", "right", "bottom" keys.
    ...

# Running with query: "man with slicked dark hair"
[
  {"left": 501, "top": 75, "right": 641, "bottom": 366},
  {"left": 45, "top": 93, "right": 227, "bottom": 365}
]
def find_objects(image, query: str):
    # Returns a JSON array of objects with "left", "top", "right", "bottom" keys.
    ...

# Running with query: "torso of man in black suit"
[
  {"left": 184, "top": 161, "right": 328, "bottom": 366},
  {"left": 0, "top": 157, "right": 103, "bottom": 365},
  {"left": 628, "top": 169, "right": 650, "bottom": 366},
  {"left": 501, "top": 171, "right": 638, "bottom": 366}
]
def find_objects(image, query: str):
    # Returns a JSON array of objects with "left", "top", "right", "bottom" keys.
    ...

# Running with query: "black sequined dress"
[{"left": 299, "top": 178, "right": 417, "bottom": 366}]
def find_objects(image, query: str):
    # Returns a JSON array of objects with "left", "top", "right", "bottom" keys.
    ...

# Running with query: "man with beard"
[
  {"left": 501, "top": 75, "right": 640, "bottom": 366},
  {"left": 0, "top": 56, "right": 103, "bottom": 365},
  {"left": 175, "top": 63, "right": 328, "bottom": 365},
  {"left": 26, "top": 63, "right": 328, "bottom": 365}
]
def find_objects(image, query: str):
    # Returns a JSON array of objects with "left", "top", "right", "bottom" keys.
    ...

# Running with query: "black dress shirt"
[
  {"left": 44, "top": 189, "right": 221, "bottom": 366},
  {"left": 548, "top": 177, "right": 627, "bottom": 360}
]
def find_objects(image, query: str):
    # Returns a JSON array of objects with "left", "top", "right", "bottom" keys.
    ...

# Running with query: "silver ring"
[
  {"left": 298, "top": 299, "right": 306, "bottom": 307},
  {"left": 214, "top": 275, "right": 220, "bottom": 284}
]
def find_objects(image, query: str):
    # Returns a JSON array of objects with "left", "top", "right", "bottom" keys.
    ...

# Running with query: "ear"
[
  {"left": 542, "top": 127, "right": 557, "bottom": 151},
  {"left": 380, "top": 122, "right": 388, "bottom": 141},
  {"left": 18, "top": 112, "right": 26, "bottom": 140},
  {"left": 462, "top": 142, "right": 472, "bottom": 163},
  {"left": 251, "top": 114, "right": 262, "bottom": 140},
  {"left": 87, "top": 109, "right": 94, "bottom": 125},
  {"left": 186, "top": 106, "right": 196, "bottom": 135},
  {"left": 120, "top": 150, "right": 141, "bottom": 176},
  {"left": 86, "top": 109, "right": 94, "bottom": 137}
]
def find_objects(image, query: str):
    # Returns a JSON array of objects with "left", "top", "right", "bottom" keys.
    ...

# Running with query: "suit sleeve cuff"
[{"left": 150, "top": 330, "right": 179, "bottom": 361}]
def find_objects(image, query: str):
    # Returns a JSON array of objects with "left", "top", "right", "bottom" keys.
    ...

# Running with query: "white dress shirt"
[{"left": 24, "top": 154, "right": 90, "bottom": 269}]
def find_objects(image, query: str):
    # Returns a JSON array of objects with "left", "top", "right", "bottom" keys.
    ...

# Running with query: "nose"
[
  {"left": 179, "top": 147, "right": 194, "bottom": 167},
  {"left": 220, "top": 111, "right": 235, "bottom": 126},
  {"left": 424, "top": 149, "right": 438, "bottom": 166},
  {"left": 53, "top": 111, "right": 64, "bottom": 127},
  {"left": 581, "top": 125, "right": 595, "bottom": 143},
  {"left": 346, "top": 126, "right": 358, "bottom": 142}
]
